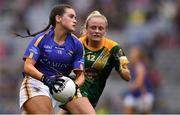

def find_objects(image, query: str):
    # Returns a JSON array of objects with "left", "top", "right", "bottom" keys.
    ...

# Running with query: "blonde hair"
[{"left": 81, "top": 11, "right": 108, "bottom": 35}]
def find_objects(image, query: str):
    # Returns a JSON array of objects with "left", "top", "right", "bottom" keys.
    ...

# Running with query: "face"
[
  {"left": 60, "top": 8, "right": 77, "bottom": 32},
  {"left": 86, "top": 17, "right": 107, "bottom": 41},
  {"left": 129, "top": 47, "right": 140, "bottom": 63}
]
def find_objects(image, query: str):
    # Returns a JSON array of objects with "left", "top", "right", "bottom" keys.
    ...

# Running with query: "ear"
[{"left": 55, "top": 15, "right": 61, "bottom": 23}]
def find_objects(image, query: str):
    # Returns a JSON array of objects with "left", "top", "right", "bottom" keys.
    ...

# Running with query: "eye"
[
  {"left": 99, "top": 26, "right": 105, "bottom": 31},
  {"left": 69, "top": 14, "right": 76, "bottom": 19},
  {"left": 90, "top": 26, "right": 96, "bottom": 30}
]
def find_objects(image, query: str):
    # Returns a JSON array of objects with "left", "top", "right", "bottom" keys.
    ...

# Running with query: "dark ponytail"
[{"left": 14, "top": 4, "right": 73, "bottom": 38}]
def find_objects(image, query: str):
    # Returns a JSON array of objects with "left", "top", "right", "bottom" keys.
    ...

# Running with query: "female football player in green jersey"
[
  {"left": 60, "top": 10, "right": 131, "bottom": 114},
  {"left": 79, "top": 10, "right": 131, "bottom": 108}
]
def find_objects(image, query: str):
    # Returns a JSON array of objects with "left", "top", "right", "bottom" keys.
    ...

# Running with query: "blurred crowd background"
[{"left": 0, "top": 0, "right": 179, "bottom": 114}]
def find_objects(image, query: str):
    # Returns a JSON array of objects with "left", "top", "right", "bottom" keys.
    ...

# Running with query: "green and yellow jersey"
[{"left": 79, "top": 36, "right": 129, "bottom": 107}]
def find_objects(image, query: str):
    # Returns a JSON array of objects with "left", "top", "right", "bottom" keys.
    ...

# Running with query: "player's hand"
[{"left": 41, "top": 74, "right": 65, "bottom": 94}]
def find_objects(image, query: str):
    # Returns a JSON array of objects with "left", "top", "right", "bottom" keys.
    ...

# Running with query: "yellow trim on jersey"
[
  {"left": 80, "top": 64, "right": 84, "bottom": 70},
  {"left": 29, "top": 52, "right": 34, "bottom": 59},
  {"left": 71, "top": 33, "right": 79, "bottom": 39},
  {"left": 92, "top": 48, "right": 110, "bottom": 70},
  {"left": 103, "top": 38, "right": 118, "bottom": 51},
  {"left": 34, "top": 35, "right": 44, "bottom": 47},
  {"left": 79, "top": 36, "right": 118, "bottom": 51},
  {"left": 34, "top": 29, "right": 51, "bottom": 47},
  {"left": 23, "top": 76, "right": 32, "bottom": 99},
  {"left": 79, "top": 36, "right": 104, "bottom": 51},
  {"left": 45, "top": 29, "right": 51, "bottom": 34}
]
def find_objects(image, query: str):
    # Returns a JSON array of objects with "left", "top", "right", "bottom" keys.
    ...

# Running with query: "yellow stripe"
[
  {"left": 71, "top": 33, "right": 79, "bottom": 40},
  {"left": 34, "top": 35, "right": 44, "bottom": 47},
  {"left": 80, "top": 36, "right": 104, "bottom": 51},
  {"left": 80, "top": 64, "right": 83, "bottom": 70},
  {"left": 79, "top": 36, "right": 118, "bottom": 51},
  {"left": 23, "top": 79, "right": 28, "bottom": 99},
  {"left": 103, "top": 38, "right": 118, "bottom": 51},
  {"left": 28, "top": 52, "right": 34, "bottom": 58},
  {"left": 92, "top": 48, "right": 110, "bottom": 70},
  {"left": 23, "top": 76, "right": 32, "bottom": 99},
  {"left": 27, "top": 76, "right": 32, "bottom": 97}
]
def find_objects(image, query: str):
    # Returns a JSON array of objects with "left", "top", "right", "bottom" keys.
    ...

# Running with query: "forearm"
[
  {"left": 24, "top": 59, "right": 43, "bottom": 81},
  {"left": 119, "top": 65, "right": 131, "bottom": 81},
  {"left": 74, "top": 70, "right": 85, "bottom": 87},
  {"left": 121, "top": 70, "right": 131, "bottom": 81}
]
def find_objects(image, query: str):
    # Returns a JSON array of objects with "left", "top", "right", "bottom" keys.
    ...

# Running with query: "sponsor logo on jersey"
[
  {"left": 44, "top": 45, "right": 52, "bottom": 49},
  {"left": 68, "top": 50, "right": 74, "bottom": 56},
  {"left": 44, "top": 45, "right": 53, "bottom": 52},
  {"left": 55, "top": 47, "right": 64, "bottom": 54},
  {"left": 40, "top": 58, "right": 70, "bottom": 68},
  {"left": 84, "top": 68, "right": 99, "bottom": 80}
]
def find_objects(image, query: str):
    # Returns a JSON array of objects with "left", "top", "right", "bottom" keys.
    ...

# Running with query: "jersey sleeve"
[
  {"left": 112, "top": 45, "right": 129, "bottom": 72},
  {"left": 23, "top": 34, "right": 44, "bottom": 62},
  {"left": 73, "top": 41, "right": 84, "bottom": 71}
]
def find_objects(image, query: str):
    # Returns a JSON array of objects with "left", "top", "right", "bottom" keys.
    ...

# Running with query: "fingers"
[
  {"left": 54, "top": 81, "right": 64, "bottom": 87},
  {"left": 56, "top": 74, "right": 63, "bottom": 78},
  {"left": 50, "top": 87, "right": 58, "bottom": 94},
  {"left": 57, "top": 78, "right": 65, "bottom": 82}
]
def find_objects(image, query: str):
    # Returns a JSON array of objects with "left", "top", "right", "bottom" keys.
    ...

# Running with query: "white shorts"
[
  {"left": 19, "top": 76, "right": 60, "bottom": 109},
  {"left": 123, "top": 93, "right": 154, "bottom": 112}
]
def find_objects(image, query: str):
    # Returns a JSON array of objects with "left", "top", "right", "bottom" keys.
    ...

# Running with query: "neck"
[
  {"left": 88, "top": 38, "right": 103, "bottom": 49},
  {"left": 54, "top": 25, "right": 67, "bottom": 45}
]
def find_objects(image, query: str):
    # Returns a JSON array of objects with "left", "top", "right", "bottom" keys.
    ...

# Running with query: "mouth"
[
  {"left": 93, "top": 35, "right": 100, "bottom": 38},
  {"left": 72, "top": 23, "right": 76, "bottom": 27}
]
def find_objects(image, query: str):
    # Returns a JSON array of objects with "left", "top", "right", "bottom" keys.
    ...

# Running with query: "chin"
[
  {"left": 66, "top": 26, "right": 75, "bottom": 32},
  {"left": 92, "top": 37, "right": 102, "bottom": 41},
  {"left": 68, "top": 28, "right": 75, "bottom": 32}
]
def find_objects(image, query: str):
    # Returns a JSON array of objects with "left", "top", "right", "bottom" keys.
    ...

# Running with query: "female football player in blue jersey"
[
  {"left": 60, "top": 11, "right": 131, "bottom": 114},
  {"left": 122, "top": 46, "right": 154, "bottom": 114},
  {"left": 18, "top": 4, "right": 95, "bottom": 114}
]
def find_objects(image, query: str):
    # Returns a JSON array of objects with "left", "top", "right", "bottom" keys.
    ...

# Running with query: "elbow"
[
  {"left": 24, "top": 62, "right": 31, "bottom": 75},
  {"left": 24, "top": 64, "right": 28, "bottom": 73},
  {"left": 121, "top": 71, "right": 131, "bottom": 81},
  {"left": 125, "top": 74, "right": 131, "bottom": 81},
  {"left": 122, "top": 74, "right": 131, "bottom": 81}
]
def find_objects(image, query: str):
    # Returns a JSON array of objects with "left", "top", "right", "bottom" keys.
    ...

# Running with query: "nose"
[
  {"left": 74, "top": 19, "right": 77, "bottom": 24},
  {"left": 95, "top": 28, "right": 99, "bottom": 33}
]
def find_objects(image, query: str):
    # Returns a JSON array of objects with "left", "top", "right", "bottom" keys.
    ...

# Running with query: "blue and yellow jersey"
[
  {"left": 23, "top": 28, "right": 84, "bottom": 77},
  {"left": 79, "top": 36, "right": 128, "bottom": 107},
  {"left": 128, "top": 62, "right": 153, "bottom": 97}
]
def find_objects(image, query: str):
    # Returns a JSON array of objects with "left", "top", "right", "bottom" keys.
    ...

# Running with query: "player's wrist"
[
  {"left": 75, "top": 83, "right": 79, "bottom": 89},
  {"left": 41, "top": 74, "right": 49, "bottom": 85},
  {"left": 41, "top": 74, "right": 46, "bottom": 82}
]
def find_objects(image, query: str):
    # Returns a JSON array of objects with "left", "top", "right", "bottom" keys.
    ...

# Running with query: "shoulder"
[
  {"left": 70, "top": 33, "right": 80, "bottom": 42},
  {"left": 68, "top": 33, "right": 83, "bottom": 47},
  {"left": 79, "top": 36, "right": 86, "bottom": 42},
  {"left": 103, "top": 37, "right": 119, "bottom": 51},
  {"left": 30, "top": 32, "right": 45, "bottom": 46},
  {"left": 31, "top": 30, "right": 52, "bottom": 47}
]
